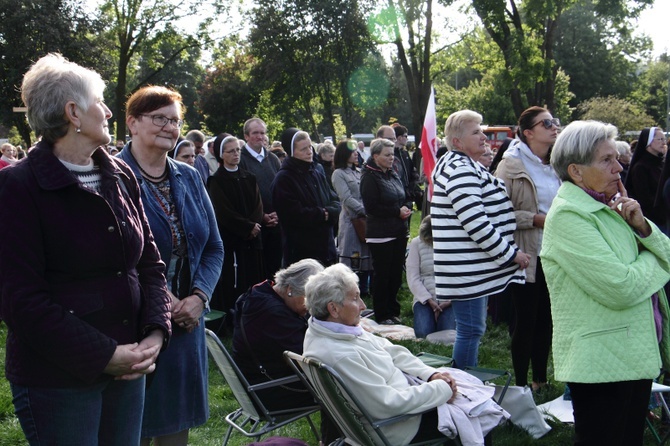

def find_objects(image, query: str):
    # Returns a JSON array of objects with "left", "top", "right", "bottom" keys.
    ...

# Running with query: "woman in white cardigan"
[
  {"left": 406, "top": 215, "right": 455, "bottom": 338},
  {"left": 303, "top": 263, "right": 457, "bottom": 445}
]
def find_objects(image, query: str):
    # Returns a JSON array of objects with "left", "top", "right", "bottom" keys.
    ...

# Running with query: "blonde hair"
[{"left": 444, "top": 110, "right": 483, "bottom": 151}]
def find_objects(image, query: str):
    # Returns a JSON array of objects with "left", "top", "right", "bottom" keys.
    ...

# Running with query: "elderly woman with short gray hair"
[
  {"left": 232, "top": 258, "right": 324, "bottom": 411},
  {"left": 0, "top": 53, "right": 171, "bottom": 445},
  {"left": 541, "top": 120, "right": 670, "bottom": 445},
  {"left": 303, "top": 263, "right": 458, "bottom": 445}
]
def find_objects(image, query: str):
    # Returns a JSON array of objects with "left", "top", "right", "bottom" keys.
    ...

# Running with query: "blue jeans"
[
  {"left": 451, "top": 297, "right": 488, "bottom": 368},
  {"left": 11, "top": 377, "right": 145, "bottom": 446},
  {"left": 413, "top": 302, "right": 456, "bottom": 338}
]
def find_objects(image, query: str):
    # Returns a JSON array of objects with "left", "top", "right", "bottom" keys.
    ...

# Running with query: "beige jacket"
[{"left": 495, "top": 156, "right": 541, "bottom": 282}]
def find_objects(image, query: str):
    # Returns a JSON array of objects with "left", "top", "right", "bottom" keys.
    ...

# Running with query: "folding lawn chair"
[
  {"left": 284, "top": 350, "right": 456, "bottom": 446},
  {"left": 205, "top": 329, "right": 321, "bottom": 445}
]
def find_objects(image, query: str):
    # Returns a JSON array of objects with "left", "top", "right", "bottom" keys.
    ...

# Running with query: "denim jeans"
[
  {"left": 11, "top": 377, "right": 145, "bottom": 446},
  {"left": 413, "top": 301, "right": 456, "bottom": 339},
  {"left": 451, "top": 297, "right": 488, "bottom": 368}
]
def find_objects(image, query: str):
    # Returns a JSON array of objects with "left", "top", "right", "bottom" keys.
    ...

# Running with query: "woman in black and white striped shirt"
[{"left": 431, "top": 110, "right": 530, "bottom": 368}]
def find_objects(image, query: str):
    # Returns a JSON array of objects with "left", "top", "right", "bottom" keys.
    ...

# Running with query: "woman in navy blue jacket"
[
  {"left": 271, "top": 128, "right": 340, "bottom": 266},
  {"left": 118, "top": 86, "right": 223, "bottom": 446},
  {"left": 0, "top": 54, "right": 171, "bottom": 445}
]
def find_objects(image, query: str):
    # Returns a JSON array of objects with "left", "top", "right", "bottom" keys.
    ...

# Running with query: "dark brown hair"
[{"left": 517, "top": 106, "right": 549, "bottom": 144}]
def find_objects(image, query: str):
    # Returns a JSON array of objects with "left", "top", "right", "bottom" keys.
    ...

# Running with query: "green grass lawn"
[{"left": 0, "top": 213, "right": 664, "bottom": 444}]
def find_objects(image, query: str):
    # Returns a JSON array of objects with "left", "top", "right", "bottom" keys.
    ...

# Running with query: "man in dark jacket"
[{"left": 238, "top": 117, "right": 283, "bottom": 279}]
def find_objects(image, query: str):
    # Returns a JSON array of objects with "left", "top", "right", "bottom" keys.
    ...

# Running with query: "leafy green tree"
[
  {"left": 134, "top": 24, "right": 206, "bottom": 130},
  {"left": 554, "top": 0, "right": 651, "bottom": 109},
  {"left": 631, "top": 55, "right": 670, "bottom": 129},
  {"left": 431, "top": 26, "right": 573, "bottom": 125},
  {"left": 98, "top": 0, "right": 212, "bottom": 141},
  {"left": 466, "top": 0, "right": 653, "bottom": 117},
  {"left": 247, "top": 0, "right": 373, "bottom": 139},
  {"left": 0, "top": 0, "right": 103, "bottom": 146},
  {"left": 578, "top": 96, "right": 655, "bottom": 133},
  {"left": 199, "top": 45, "right": 261, "bottom": 136},
  {"left": 368, "top": 0, "right": 452, "bottom": 136}
]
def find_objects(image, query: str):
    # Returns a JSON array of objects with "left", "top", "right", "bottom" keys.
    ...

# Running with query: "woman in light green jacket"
[{"left": 541, "top": 120, "right": 670, "bottom": 446}]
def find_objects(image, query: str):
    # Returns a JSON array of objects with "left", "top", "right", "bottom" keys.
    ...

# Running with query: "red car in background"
[{"left": 482, "top": 126, "right": 515, "bottom": 152}]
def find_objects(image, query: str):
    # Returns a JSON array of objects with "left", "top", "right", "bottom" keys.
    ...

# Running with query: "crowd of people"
[{"left": 2, "top": 52, "right": 670, "bottom": 445}]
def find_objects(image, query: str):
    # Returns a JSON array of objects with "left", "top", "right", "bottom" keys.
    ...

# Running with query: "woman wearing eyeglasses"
[
  {"left": 494, "top": 106, "right": 561, "bottom": 390},
  {"left": 118, "top": 86, "right": 224, "bottom": 446},
  {"left": 207, "top": 133, "right": 264, "bottom": 319},
  {"left": 626, "top": 127, "right": 667, "bottom": 227}
]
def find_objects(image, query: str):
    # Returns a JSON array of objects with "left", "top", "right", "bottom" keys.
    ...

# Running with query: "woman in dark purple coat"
[{"left": 0, "top": 54, "right": 171, "bottom": 445}]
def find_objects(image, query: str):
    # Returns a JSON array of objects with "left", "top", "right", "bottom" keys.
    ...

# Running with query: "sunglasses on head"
[{"left": 530, "top": 118, "right": 560, "bottom": 130}]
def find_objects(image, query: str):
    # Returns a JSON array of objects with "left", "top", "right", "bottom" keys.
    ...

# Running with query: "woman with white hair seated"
[
  {"left": 541, "top": 120, "right": 670, "bottom": 445},
  {"left": 303, "top": 263, "right": 458, "bottom": 445}
]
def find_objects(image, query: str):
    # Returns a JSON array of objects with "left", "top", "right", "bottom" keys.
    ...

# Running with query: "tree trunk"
[{"left": 115, "top": 54, "right": 130, "bottom": 142}]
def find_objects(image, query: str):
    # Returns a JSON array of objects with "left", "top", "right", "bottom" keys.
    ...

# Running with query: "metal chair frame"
[
  {"left": 284, "top": 350, "right": 456, "bottom": 446},
  {"left": 205, "top": 329, "right": 320, "bottom": 445}
]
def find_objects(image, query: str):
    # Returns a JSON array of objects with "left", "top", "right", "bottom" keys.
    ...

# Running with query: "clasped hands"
[
  {"left": 429, "top": 371, "right": 458, "bottom": 403},
  {"left": 104, "top": 329, "right": 164, "bottom": 380}
]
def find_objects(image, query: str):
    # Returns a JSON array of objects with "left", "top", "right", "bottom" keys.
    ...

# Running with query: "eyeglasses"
[
  {"left": 529, "top": 118, "right": 560, "bottom": 130},
  {"left": 223, "top": 148, "right": 241, "bottom": 154},
  {"left": 140, "top": 114, "right": 184, "bottom": 129}
]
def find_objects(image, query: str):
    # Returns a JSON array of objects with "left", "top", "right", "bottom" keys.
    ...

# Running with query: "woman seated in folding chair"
[
  {"left": 303, "top": 263, "right": 459, "bottom": 445},
  {"left": 232, "top": 258, "right": 324, "bottom": 411}
]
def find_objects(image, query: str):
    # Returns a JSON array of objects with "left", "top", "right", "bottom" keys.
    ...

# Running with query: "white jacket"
[{"left": 303, "top": 318, "right": 452, "bottom": 445}]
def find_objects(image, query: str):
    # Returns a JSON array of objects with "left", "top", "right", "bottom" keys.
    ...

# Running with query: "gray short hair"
[
  {"left": 305, "top": 263, "right": 359, "bottom": 320},
  {"left": 550, "top": 120, "right": 618, "bottom": 182},
  {"left": 185, "top": 130, "right": 205, "bottom": 144},
  {"left": 21, "top": 53, "right": 105, "bottom": 144},
  {"left": 444, "top": 110, "right": 483, "bottom": 151},
  {"left": 316, "top": 141, "right": 335, "bottom": 156},
  {"left": 243, "top": 117, "right": 266, "bottom": 136},
  {"left": 274, "top": 258, "right": 324, "bottom": 297},
  {"left": 369, "top": 138, "right": 394, "bottom": 157},
  {"left": 615, "top": 140, "right": 631, "bottom": 157}
]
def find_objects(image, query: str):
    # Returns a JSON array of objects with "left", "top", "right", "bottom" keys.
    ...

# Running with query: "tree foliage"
[
  {"left": 465, "top": 0, "right": 653, "bottom": 117},
  {"left": 99, "top": 0, "right": 208, "bottom": 140},
  {"left": 199, "top": 42, "right": 261, "bottom": 136},
  {"left": 578, "top": 96, "right": 655, "bottom": 134},
  {"left": 367, "top": 0, "right": 451, "bottom": 136},
  {"left": 0, "top": 0, "right": 103, "bottom": 146},
  {"left": 554, "top": 0, "right": 651, "bottom": 109},
  {"left": 247, "top": 0, "right": 373, "bottom": 139},
  {"left": 631, "top": 55, "right": 670, "bottom": 129}
]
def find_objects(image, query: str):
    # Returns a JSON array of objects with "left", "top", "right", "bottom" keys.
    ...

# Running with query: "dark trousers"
[
  {"left": 568, "top": 379, "right": 652, "bottom": 446},
  {"left": 510, "top": 259, "right": 552, "bottom": 386},
  {"left": 368, "top": 237, "right": 407, "bottom": 322},
  {"left": 262, "top": 226, "right": 282, "bottom": 281}
]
